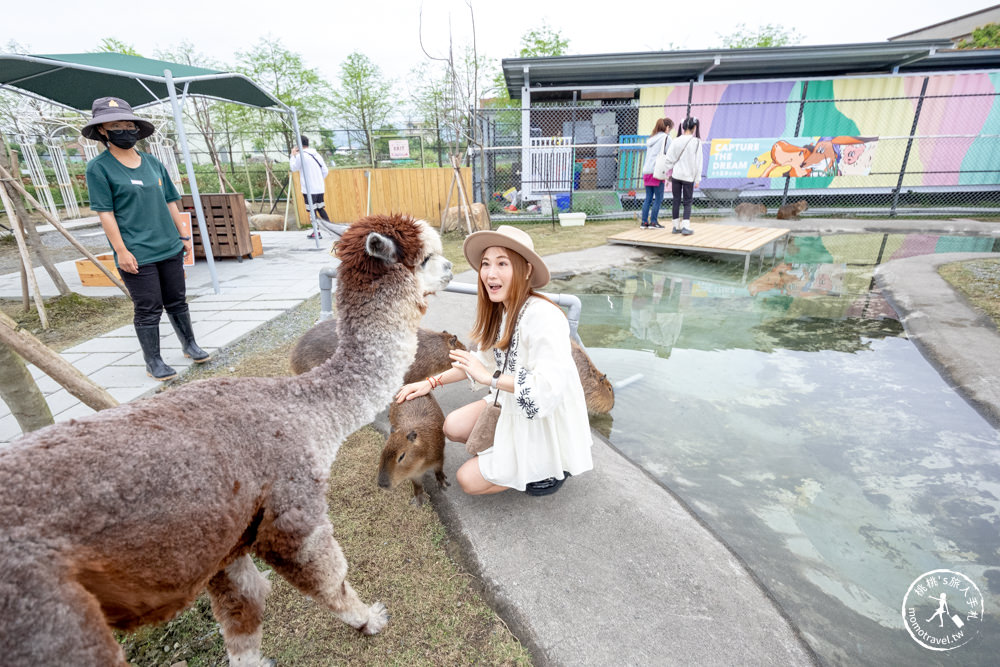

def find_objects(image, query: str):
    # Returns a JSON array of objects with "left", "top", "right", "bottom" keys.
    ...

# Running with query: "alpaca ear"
[
  {"left": 365, "top": 232, "right": 398, "bottom": 264},
  {"left": 407, "top": 430, "right": 418, "bottom": 442}
]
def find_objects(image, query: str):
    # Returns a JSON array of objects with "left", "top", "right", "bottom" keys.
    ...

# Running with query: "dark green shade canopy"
[{"left": 0, "top": 52, "right": 283, "bottom": 111}]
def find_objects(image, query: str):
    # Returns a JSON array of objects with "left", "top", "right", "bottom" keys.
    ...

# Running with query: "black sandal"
[{"left": 524, "top": 472, "right": 571, "bottom": 496}]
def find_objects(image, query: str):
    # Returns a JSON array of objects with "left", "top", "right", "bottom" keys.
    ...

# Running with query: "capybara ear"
[
  {"left": 449, "top": 334, "right": 458, "bottom": 346},
  {"left": 407, "top": 430, "right": 418, "bottom": 442}
]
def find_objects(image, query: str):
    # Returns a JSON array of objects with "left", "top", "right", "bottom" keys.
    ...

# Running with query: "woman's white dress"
[{"left": 473, "top": 296, "right": 594, "bottom": 490}]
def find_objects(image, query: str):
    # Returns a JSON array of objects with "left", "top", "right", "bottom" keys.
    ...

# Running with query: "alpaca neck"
[{"left": 303, "top": 273, "right": 422, "bottom": 461}]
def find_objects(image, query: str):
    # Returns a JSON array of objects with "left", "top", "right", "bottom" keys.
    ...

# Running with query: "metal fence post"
[
  {"left": 891, "top": 77, "right": 930, "bottom": 218},
  {"left": 782, "top": 81, "right": 810, "bottom": 209}
]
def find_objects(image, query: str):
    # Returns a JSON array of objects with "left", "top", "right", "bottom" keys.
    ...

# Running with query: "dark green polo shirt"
[{"left": 86, "top": 150, "right": 183, "bottom": 267}]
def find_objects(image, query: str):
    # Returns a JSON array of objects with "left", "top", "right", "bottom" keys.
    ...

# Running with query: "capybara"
[
  {"left": 734, "top": 202, "right": 767, "bottom": 222},
  {"left": 291, "top": 323, "right": 467, "bottom": 382},
  {"left": 776, "top": 199, "right": 809, "bottom": 220},
  {"left": 380, "top": 394, "right": 448, "bottom": 505},
  {"left": 571, "top": 340, "right": 615, "bottom": 414}
]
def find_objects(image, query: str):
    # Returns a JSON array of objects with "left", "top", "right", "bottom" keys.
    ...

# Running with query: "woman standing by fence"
[{"left": 639, "top": 118, "right": 673, "bottom": 229}]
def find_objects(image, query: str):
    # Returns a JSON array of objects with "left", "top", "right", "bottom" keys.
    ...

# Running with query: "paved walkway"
[{"left": 1, "top": 229, "right": 333, "bottom": 444}]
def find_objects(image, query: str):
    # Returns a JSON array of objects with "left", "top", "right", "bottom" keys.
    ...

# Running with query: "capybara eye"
[{"left": 397, "top": 453, "right": 405, "bottom": 463}]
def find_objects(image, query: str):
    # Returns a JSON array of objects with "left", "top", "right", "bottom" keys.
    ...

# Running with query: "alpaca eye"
[
  {"left": 397, "top": 453, "right": 405, "bottom": 463},
  {"left": 421, "top": 255, "right": 431, "bottom": 267}
]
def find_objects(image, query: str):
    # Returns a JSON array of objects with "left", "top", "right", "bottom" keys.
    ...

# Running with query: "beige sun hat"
[{"left": 463, "top": 225, "right": 550, "bottom": 288}]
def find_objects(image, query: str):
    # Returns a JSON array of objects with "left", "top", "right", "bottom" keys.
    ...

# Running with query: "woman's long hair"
[
  {"left": 470, "top": 248, "right": 556, "bottom": 351},
  {"left": 651, "top": 117, "right": 674, "bottom": 136}
]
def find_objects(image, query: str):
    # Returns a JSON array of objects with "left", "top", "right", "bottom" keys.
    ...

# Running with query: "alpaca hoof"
[{"left": 359, "top": 601, "right": 389, "bottom": 635}]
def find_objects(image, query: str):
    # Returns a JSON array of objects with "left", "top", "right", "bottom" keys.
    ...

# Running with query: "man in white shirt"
[{"left": 289, "top": 135, "right": 331, "bottom": 239}]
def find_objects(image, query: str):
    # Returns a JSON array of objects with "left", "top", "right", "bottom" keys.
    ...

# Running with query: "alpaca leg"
[
  {"left": 259, "top": 520, "right": 388, "bottom": 635},
  {"left": 206, "top": 555, "right": 273, "bottom": 667},
  {"left": 0, "top": 561, "right": 126, "bottom": 666}
]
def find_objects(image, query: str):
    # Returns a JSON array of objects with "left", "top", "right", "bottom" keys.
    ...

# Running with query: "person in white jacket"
[
  {"left": 639, "top": 117, "right": 673, "bottom": 229},
  {"left": 394, "top": 225, "right": 593, "bottom": 497},
  {"left": 661, "top": 117, "right": 703, "bottom": 235},
  {"left": 289, "top": 135, "right": 330, "bottom": 239}
]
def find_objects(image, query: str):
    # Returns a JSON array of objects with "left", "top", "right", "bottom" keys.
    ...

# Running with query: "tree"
[
  {"left": 329, "top": 52, "right": 394, "bottom": 168},
  {"left": 957, "top": 23, "right": 1000, "bottom": 49},
  {"left": 236, "top": 38, "right": 331, "bottom": 153},
  {"left": 719, "top": 23, "right": 803, "bottom": 49},
  {"left": 0, "top": 341, "right": 53, "bottom": 433},
  {"left": 155, "top": 42, "right": 240, "bottom": 192},
  {"left": 518, "top": 23, "right": 570, "bottom": 58},
  {"left": 489, "top": 23, "right": 569, "bottom": 107},
  {"left": 94, "top": 37, "right": 141, "bottom": 56}
]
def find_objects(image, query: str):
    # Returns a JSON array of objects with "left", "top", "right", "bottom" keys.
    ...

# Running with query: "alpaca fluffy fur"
[{"left": 0, "top": 214, "right": 452, "bottom": 667}]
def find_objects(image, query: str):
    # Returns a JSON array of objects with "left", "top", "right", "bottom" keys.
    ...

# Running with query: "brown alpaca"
[
  {"left": 571, "top": 340, "right": 615, "bottom": 414},
  {"left": 776, "top": 199, "right": 809, "bottom": 220},
  {"left": 379, "top": 394, "right": 449, "bottom": 506},
  {"left": 734, "top": 202, "right": 767, "bottom": 222},
  {"left": 291, "top": 325, "right": 467, "bottom": 383},
  {"left": 0, "top": 213, "right": 453, "bottom": 666}
]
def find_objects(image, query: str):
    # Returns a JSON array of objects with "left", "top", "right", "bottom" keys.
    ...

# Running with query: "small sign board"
[
  {"left": 388, "top": 139, "right": 410, "bottom": 159},
  {"left": 178, "top": 212, "right": 195, "bottom": 267}
]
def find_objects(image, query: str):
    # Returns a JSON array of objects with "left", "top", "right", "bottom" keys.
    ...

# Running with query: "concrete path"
[{"left": 0, "top": 229, "right": 334, "bottom": 444}]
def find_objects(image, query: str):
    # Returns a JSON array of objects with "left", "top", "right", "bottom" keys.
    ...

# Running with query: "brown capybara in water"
[
  {"left": 776, "top": 200, "right": 808, "bottom": 220},
  {"left": 734, "top": 202, "right": 766, "bottom": 222},
  {"left": 570, "top": 340, "right": 614, "bottom": 414},
  {"left": 380, "top": 394, "right": 448, "bottom": 505},
  {"left": 291, "top": 323, "right": 467, "bottom": 382}
]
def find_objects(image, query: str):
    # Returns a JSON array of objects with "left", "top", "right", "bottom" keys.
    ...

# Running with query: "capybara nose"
[{"left": 377, "top": 471, "right": 390, "bottom": 489}]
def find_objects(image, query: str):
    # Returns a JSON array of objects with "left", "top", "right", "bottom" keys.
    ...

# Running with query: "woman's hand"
[
  {"left": 449, "top": 349, "right": 490, "bottom": 385},
  {"left": 395, "top": 380, "right": 431, "bottom": 403},
  {"left": 117, "top": 249, "right": 139, "bottom": 274}
]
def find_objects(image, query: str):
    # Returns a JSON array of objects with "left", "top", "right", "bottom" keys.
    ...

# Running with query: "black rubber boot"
[
  {"left": 135, "top": 325, "right": 177, "bottom": 381},
  {"left": 168, "top": 311, "right": 211, "bottom": 363}
]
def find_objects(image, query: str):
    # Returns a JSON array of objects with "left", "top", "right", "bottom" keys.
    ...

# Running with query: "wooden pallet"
[
  {"left": 607, "top": 223, "right": 790, "bottom": 282},
  {"left": 180, "top": 193, "right": 254, "bottom": 261}
]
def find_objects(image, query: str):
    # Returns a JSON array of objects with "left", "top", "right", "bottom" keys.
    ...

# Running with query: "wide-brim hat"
[
  {"left": 463, "top": 225, "right": 550, "bottom": 289},
  {"left": 81, "top": 96, "right": 155, "bottom": 141}
]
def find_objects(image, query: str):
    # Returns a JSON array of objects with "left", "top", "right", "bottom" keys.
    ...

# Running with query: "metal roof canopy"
[
  {"left": 501, "top": 40, "right": 1000, "bottom": 99},
  {"left": 0, "top": 52, "right": 323, "bottom": 293}
]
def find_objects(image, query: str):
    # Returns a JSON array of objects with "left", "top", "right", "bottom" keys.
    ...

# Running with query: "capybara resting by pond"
[
  {"left": 291, "top": 324, "right": 466, "bottom": 383},
  {"left": 380, "top": 394, "right": 449, "bottom": 506},
  {"left": 571, "top": 340, "right": 615, "bottom": 414}
]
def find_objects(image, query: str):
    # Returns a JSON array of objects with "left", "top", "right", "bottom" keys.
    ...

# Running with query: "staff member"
[{"left": 83, "top": 96, "right": 211, "bottom": 381}]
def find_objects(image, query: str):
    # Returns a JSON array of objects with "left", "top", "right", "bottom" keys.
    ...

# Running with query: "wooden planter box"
[
  {"left": 180, "top": 193, "right": 255, "bottom": 261},
  {"left": 75, "top": 254, "right": 120, "bottom": 286}
]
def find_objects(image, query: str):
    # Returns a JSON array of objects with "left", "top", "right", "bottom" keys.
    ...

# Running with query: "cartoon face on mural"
[{"left": 836, "top": 139, "right": 877, "bottom": 176}]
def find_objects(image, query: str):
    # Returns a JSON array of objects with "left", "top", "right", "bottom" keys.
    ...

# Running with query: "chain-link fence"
[{"left": 473, "top": 74, "right": 1000, "bottom": 222}]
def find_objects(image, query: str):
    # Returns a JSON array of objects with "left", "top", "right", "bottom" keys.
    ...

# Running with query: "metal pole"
[
  {"left": 164, "top": 69, "right": 220, "bottom": 294},
  {"left": 891, "top": 77, "right": 929, "bottom": 218},
  {"left": 782, "top": 81, "right": 810, "bottom": 209},
  {"left": 289, "top": 108, "right": 320, "bottom": 248}
]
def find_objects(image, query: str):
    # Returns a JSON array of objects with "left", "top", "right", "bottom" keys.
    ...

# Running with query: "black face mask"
[{"left": 106, "top": 128, "right": 140, "bottom": 149}]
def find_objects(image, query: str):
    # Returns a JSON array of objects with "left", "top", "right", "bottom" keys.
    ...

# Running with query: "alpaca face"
[{"left": 413, "top": 219, "right": 453, "bottom": 297}]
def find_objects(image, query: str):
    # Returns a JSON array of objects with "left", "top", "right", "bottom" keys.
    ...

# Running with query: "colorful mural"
[
  {"left": 637, "top": 72, "right": 1000, "bottom": 190},
  {"left": 708, "top": 136, "right": 879, "bottom": 178}
]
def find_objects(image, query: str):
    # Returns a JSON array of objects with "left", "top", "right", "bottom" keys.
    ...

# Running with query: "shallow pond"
[{"left": 551, "top": 233, "right": 1000, "bottom": 665}]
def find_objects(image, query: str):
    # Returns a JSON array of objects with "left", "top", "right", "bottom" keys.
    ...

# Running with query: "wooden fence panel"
[{"left": 292, "top": 167, "right": 472, "bottom": 227}]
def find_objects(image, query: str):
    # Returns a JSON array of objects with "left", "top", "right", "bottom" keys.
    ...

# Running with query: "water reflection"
[{"left": 553, "top": 234, "right": 1000, "bottom": 666}]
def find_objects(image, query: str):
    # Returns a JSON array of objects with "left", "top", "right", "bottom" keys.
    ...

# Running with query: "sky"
[{"left": 3, "top": 0, "right": 996, "bottom": 100}]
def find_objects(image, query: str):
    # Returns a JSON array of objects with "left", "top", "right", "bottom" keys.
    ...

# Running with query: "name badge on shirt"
[{"left": 131, "top": 179, "right": 144, "bottom": 186}]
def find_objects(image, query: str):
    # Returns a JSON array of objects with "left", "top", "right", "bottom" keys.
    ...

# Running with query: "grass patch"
[
  {"left": 939, "top": 258, "right": 1000, "bottom": 329},
  {"left": 119, "top": 298, "right": 532, "bottom": 667},
  {"left": 0, "top": 293, "right": 134, "bottom": 351},
  {"left": 440, "top": 218, "right": 638, "bottom": 269}
]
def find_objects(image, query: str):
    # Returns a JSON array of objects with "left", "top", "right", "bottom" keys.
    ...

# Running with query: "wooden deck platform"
[{"left": 607, "top": 223, "right": 790, "bottom": 282}]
